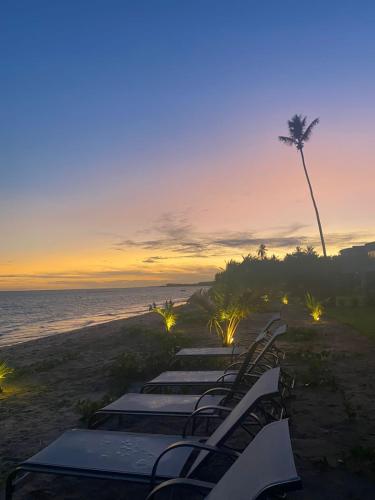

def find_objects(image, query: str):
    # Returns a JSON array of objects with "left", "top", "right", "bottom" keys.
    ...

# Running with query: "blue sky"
[{"left": 1, "top": 1, "right": 375, "bottom": 288}]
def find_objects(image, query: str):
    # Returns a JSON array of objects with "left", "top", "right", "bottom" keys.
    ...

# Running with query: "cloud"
[
  {"left": 115, "top": 213, "right": 311, "bottom": 256},
  {"left": 114, "top": 212, "right": 375, "bottom": 260},
  {"left": 142, "top": 256, "right": 168, "bottom": 263}
]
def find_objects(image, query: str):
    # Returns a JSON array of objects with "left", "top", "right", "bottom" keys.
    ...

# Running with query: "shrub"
[
  {"left": 189, "top": 288, "right": 250, "bottom": 346},
  {"left": 109, "top": 351, "right": 171, "bottom": 393},
  {"left": 305, "top": 292, "right": 324, "bottom": 321},
  {"left": 75, "top": 395, "right": 113, "bottom": 425},
  {"left": 0, "top": 361, "right": 13, "bottom": 392},
  {"left": 284, "top": 327, "right": 315, "bottom": 342},
  {"left": 281, "top": 293, "right": 289, "bottom": 305},
  {"left": 149, "top": 300, "right": 177, "bottom": 332}
]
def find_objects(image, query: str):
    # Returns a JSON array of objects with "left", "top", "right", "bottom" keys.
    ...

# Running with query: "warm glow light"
[
  {"left": 281, "top": 294, "right": 289, "bottom": 305},
  {"left": 305, "top": 292, "right": 323, "bottom": 322},
  {"left": 0, "top": 362, "right": 14, "bottom": 392},
  {"left": 311, "top": 310, "right": 321, "bottom": 321},
  {"left": 149, "top": 301, "right": 177, "bottom": 333}
]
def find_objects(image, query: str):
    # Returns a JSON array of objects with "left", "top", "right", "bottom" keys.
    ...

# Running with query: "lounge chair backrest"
[
  {"left": 230, "top": 323, "right": 286, "bottom": 393},
  {"left": 254, "top": 313, "right": 281, "bottom": 343},
  {"left": 253, "top": 323, "right": 288, "bottom": 363},
  {"left": 206, "top": 419, "right": 301, "bottom": 500},
  {"left": 252, "top": 323, "right": 286, "bottom": 365},
  {"left": 187, "top": 367, "right": 280, "bottom": 476}
]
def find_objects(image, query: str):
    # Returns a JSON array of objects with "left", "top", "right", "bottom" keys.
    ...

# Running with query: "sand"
[{"left": 0, "top": 305, "right": 375, "bottom": 499}]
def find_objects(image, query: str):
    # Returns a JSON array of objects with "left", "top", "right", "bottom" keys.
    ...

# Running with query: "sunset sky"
[{"left": 1, "top": 1, "right": 375, "bottom": 290}]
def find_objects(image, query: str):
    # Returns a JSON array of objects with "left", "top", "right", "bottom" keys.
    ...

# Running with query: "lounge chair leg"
[{"left": 5, "top": 469, "right": 18, "bottom": 500}]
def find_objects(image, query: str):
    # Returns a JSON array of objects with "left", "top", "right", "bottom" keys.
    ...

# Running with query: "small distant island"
[{"left": 164, "top": 281, "right": 213, "bottom": 287}]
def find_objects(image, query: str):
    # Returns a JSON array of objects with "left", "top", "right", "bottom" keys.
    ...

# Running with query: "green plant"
[
  {"left": 75, "top": 395, "right": 113, "bottom": 424},
  {"left": 305, "top": 291, "right": 324, "bottom": 321},
  {"left": 108, "top": 346, "right": 175, "bottom": 394},
  {"left": 149, "top": 300, "right": 177, "bottom": 332},
  {"left": 190, "top": 288, "right": 249, "bottom": 346},
  {"left": 284, "top": 327, "right": 315, "bottom": 342},
  {"left": 291, "top": 351, "right": 337, "bottom": 390},
  {"left": 281, "top": 293, "right": 289, "bottom": 305},
  {"left": 0, "top": 361, "right": 13, "bottom": 392}
]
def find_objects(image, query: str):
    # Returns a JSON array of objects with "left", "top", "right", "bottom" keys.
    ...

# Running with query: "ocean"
[{"left": 0, "top": 286, "right": 203, "bottom": 347}]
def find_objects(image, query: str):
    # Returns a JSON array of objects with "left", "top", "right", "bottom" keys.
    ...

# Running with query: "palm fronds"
[
  {"left": 279, "top": 114, "right": 319, "bottom": 150},
  {"left": 149, "top": 300, "right": 177, "bottom": 333},
  {"left": 190, "top": 288, "right": 250, "bottom": 346},
  {"left": 305, "top": 292, "right": 323, "bottom": 321},
  {"left": 278, "top": 135, "right": 295, "bottom": 146},
  {"left": 302, "top": 118, "right": 319, "bottom": 142},
  {"left": 0, "top": 361, "right": 13, "bottom": 391}
]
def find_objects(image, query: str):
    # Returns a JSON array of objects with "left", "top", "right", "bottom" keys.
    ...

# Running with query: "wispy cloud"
[{"left": 115, "top": 213, "right": 375, "bottom": 260}]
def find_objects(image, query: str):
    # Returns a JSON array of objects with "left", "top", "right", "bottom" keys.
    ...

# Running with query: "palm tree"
[
  {"left": 257, "top": 243, "right": 267, "bottom": 260},
  {"left": 279, "top": 114, "right": 327, "bottom": 257}
]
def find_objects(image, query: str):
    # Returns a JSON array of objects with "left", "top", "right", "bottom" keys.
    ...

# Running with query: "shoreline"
[
  {"left": 0, "top": 309, "right": 165, "bottom": 360},
  {"left": 0, "top": 298, "right": 191, "bottom": 349}
]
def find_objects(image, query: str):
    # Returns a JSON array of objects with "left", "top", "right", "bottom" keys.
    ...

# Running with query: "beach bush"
[
  {"left": 284, "top": 327, "right": 315, "bottom": 342},
  {"left": 75, "top": 395, "right": 113, "bottom": 425},
  {"left": 290, "top": 351, "right": 337, "bottom": 389},
  {"left": 281, "top": 293, "right": 289, "bottom": 305},
  {"left": 109, "top": 351, "right": 172, "bottom": 393},
  {"left": 177, "top": 306, "right": 210, "bottom": 325},
  {"left": 0, "top": 361, "right": 13, "bottom": 392},
  {"left": 149, "top": 300, "right": 177, "bottom": 333},
  {"left": 189, "top": 288, "right": 251, "bottom": 346},
  {"left": 305, "top": 292, "right": 324, "bottom": 321}
]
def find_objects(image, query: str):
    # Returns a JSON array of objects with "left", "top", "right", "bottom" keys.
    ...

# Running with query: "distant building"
[{"left": 340, "top": 242, "right": 375, "bottom": 289}]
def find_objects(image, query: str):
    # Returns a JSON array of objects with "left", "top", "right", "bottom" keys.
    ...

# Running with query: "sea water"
[{"left": 0, "top": 286, "right": 202, "bottom": 347}]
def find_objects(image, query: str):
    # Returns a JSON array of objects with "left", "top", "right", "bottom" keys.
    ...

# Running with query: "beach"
[{"left": 1, "top": 305, "right": 375, "bottom": 498}]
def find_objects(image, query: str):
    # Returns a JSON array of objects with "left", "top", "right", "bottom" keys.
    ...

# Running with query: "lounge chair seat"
[
  {"left": 99, "top": 393, "right": 224, "bottom": 417},
  {"left": 21, "top": 429, "right": 197, "bottom": 481},
  {"left": 144, "top": 370, "right": 238, "bottom": 388}
]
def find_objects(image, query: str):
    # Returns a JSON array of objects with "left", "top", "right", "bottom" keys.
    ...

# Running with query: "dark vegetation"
[
  {"left": 327, "top": 306, "right": 375, "bottom": 338},
  {"left": 75, "top": 325, "right": 196, "bottom": 423},
  {"left": 213, "top": 246, "right": 375, "bottom": 309}
]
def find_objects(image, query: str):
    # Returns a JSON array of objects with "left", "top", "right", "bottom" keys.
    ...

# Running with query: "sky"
[{"left": 1, "top": 0, "right": 375, "bottom": 290}]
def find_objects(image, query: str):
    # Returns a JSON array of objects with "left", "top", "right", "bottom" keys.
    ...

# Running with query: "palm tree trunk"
[{"left": 299, "top": 148, "right": 327, "bottom": 257}]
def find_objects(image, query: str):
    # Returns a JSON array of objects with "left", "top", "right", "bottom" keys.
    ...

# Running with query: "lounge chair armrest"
[
  {"left": 146, "top": 478, "right": 215, "bottom": 500},
  {"left": 216, "top": 372, "right": 237, "bottom": 383},
  {"left": 182, "top": 405, "right": 232, "bottom": 437},
  {"left": 194, "top": 387, "right": 232, "bottom": 410},
  {"left": 150, "top": 441, "right": 240, "bottom": 489},
  {"left": 224, "top": 361, "right": 244, "bottom": 372}
]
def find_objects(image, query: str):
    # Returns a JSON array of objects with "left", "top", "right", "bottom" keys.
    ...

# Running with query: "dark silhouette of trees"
[
  {"left": 279, "top": 115, "right": 327, "bottom": 257},
  {"left": 257, "top": 244, "right": 267, "bottom": 260},
  {"left": 215, "top": 247, "right": 341, "bottom": 299}
]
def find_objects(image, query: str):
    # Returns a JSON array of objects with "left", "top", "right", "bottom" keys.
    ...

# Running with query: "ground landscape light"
[
  {"left": 305, "top": 292, "right": 324, "bottom": 322},
  {"left": 0, "top": 362, "right": 14, "bottom": 392}
]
